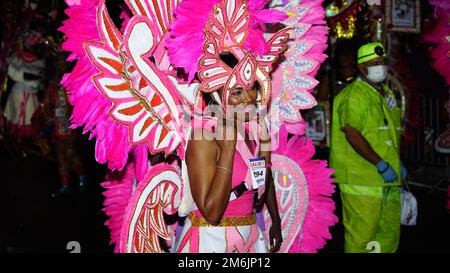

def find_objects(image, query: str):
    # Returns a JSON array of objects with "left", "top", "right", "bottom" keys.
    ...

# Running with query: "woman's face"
[{"left": 226, "top": 84, "right": 259, "bottom": 122}]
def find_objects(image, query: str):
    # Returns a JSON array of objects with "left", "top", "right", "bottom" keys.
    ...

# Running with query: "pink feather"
[
  {"left": 101, "top": 162, "right": 136, "bottom": 253},
  {"left": 166, "top": 0, "right": 221, "bottom": 80},
  {"left": 166, "top": 0, "right": 288, "bottom": 80},
  {"left": 60, "top": 0, "right": 148, "bottom": 171}
]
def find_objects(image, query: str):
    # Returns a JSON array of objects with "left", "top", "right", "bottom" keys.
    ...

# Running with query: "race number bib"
[{"left": 249, "top": 157, "right": 266, "bottom": 190}]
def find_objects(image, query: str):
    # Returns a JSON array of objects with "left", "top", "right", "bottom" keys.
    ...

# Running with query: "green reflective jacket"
[{"left": 330, "top": 78, "right": 402, "bottom": 187}]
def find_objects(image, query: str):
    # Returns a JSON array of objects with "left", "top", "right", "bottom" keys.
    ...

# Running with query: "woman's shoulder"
[
  {"left": 190, "top": 127, "right": 216, "bottom": 142},
  {"left": 187, "top": 128, "right": 217, "bottom": 154}
]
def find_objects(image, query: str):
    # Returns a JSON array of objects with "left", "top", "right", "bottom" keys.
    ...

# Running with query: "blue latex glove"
[
  {"left": 376, "top": 160, "right": 398, "bottom": 183},
  {"left": 400, "top": 162, "right": 407, "bottom": 179}
]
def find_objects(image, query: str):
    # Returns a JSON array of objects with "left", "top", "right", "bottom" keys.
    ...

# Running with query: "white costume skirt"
[
  {"left": 4, "top": 90, "right": 38, "bottom": 137},
  {"left": 171, "top": 213, "right": 268, "bottom": 253}
]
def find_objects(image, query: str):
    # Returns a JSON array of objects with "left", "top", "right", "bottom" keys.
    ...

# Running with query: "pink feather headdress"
[{"left": 166, "top": 0, "right": 288, "bottom": 82}]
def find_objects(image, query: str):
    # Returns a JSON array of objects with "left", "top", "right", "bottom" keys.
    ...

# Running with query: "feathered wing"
[
  {"left": 61, "top": 0, "right": 186, "bottom": 167},
  {"left": 61, "top": 0, "right": 187, "bottom": 253},
  {"left": 119, "top": 163, "right": 182, "bottom": 253},
  {"left": 265, "top": 126, "right": 338, "bottom": 253},
  {"left": 60, "top": 0, "right": 130, "bottom": 171},
  {"left": 85, "top": 1, "right": 185, "bottom": 158}
]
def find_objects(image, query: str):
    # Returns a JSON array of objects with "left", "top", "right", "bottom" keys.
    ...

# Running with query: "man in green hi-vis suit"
[{"left": 330, "top": 42, "right": 406, "bottom": 253}]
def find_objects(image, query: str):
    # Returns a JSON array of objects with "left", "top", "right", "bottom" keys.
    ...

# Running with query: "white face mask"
[{"left": 366, "top": 65, "right": 387, "bottom": 83}]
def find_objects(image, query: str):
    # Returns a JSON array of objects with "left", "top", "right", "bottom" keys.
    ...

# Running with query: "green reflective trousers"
[{"left": 340, "top": 184, "right": 401, "bottom": 253}]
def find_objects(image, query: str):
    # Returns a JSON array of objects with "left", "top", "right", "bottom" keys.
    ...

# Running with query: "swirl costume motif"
[{"left": 60, "top": 0, "right": 338, "bottom": 253}]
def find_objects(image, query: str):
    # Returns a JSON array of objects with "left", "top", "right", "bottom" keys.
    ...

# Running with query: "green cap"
[{"left": 357, "top": 42, "right": 386, "bottom": 64}]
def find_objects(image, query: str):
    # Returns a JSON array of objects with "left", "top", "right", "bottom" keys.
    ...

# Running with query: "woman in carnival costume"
[
  {"left": 4, "top": 26, "right": 45, "bottom": 139},
  {"left": 60, "top": 0, "right": 338, "bottom": 253}
]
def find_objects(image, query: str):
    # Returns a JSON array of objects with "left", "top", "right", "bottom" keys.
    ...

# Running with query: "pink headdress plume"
[
  {"left": 194, "top": 0, "right": 291, "bottom": 111},
  {"left": 166, "top": 0, "right": 222, "bottom": 81},
  {"left": 167, "top": 0, "right": 288, "bottom": 82},
  {"left": 245, "top": 0, "right": 288, "bottom": 54}
]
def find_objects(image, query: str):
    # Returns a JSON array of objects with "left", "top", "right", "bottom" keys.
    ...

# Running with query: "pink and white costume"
[{"left": 173, "top": 136, "right": 266, "bottom": 253}]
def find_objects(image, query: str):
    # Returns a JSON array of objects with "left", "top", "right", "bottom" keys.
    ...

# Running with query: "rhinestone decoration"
[
  {"left": 293, "top": 92, "right": 315, "bottom": 108},
  {"left": 290, "top": 59, "right": 316, "bottom": 73},
  {"left": 293, "top": 24, "right": 310, "bottom": 39},
  {"left": 279, "top": 103, "right": 297, "bottom": 119},
  {"left": 294, "top": 42, "right": 311, "bottom": 55},
  {"left": 286, "top": 75, "right": 315, "bottom": 89}
]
